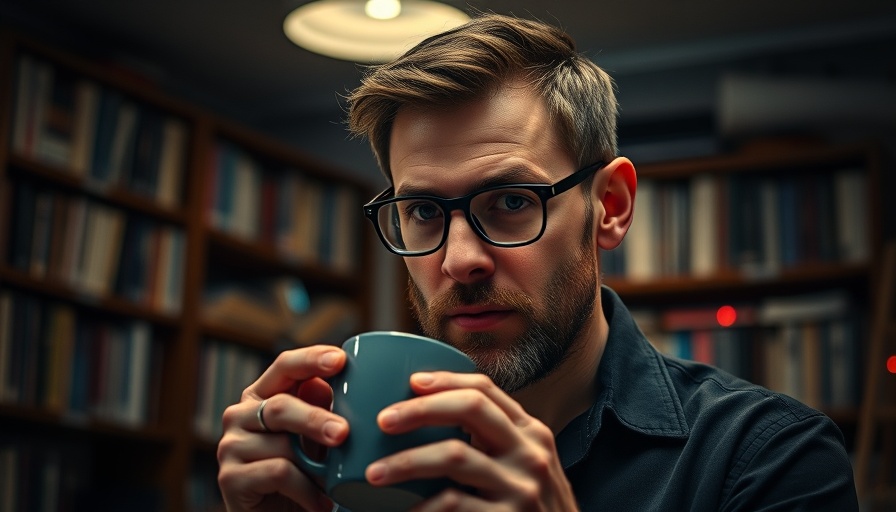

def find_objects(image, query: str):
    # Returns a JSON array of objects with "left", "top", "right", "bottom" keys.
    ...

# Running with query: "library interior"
[{"left": 0, "top": 1, "right": 895, "bottom": 511}]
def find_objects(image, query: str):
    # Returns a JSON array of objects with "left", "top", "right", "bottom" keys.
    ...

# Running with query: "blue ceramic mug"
[{"left": 292, "top": 331, "right": 477, "bottom": 512}]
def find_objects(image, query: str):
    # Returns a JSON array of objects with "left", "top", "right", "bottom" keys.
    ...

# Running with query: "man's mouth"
[{"left": 447, "top": 306, "right": 513, "bottom": 331}]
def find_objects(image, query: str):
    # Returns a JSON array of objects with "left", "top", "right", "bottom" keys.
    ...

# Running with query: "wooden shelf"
[
  {"left": 600, "top": 141, "right": 882, "bottom": 460},
  {"left": 206, "top": 229, "right": 362, "bottom": 293},
  {"left": 7, "top": 153, "right": 188, "bottom": 225},
  {"left": 0, "top": 31, "right": 373, "bottom": 512},
  {"left": 0, "top": 264, "right": 182, "bottom": 327},
  {"left": 606, "top": 262, "right": 871, "bottom": 305},
  {"left": 0, "top": 403, "right": 174, "bottom": 445}
]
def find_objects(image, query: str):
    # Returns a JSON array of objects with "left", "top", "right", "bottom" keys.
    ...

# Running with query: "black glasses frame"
[{"left": 362, "top": 161, "right": 606, "bottom": 256}]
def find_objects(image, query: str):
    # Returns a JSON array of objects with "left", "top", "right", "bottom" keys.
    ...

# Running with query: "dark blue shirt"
[{"left": 557, "top": 287, "right": 859, "bottom": 510}]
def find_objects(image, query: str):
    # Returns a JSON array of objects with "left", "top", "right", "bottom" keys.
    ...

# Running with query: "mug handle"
[
  {"left": 290, "top": 367, "right": 345, "bottom": 478},
  {"left": 290, "top": 432, "right": 328, "bottom": 477}
]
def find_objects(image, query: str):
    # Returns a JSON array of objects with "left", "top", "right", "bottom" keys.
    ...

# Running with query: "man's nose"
[{"left": 440, "top": 211, "right": 495, "bottom": 284}]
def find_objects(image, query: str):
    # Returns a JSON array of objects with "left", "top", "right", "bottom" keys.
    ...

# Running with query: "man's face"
[{"left": 388, "top": 80, "right": 600, "bottom": 392}]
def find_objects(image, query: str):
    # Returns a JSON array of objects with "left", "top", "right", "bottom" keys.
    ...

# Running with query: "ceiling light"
[
  {"left": 365, "top": 0, "right": 401, "bottom": 20},
  {"left": 283, "top": 0, "right": 470, "bottom": 63}
]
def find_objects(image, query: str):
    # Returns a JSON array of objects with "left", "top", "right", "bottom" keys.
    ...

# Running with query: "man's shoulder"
[{"left": 660, "top": 354, "right": 837, "bottom": 440}]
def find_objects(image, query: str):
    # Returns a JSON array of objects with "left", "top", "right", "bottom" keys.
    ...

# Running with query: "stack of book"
[
  {"left": 11, "top": 53, "right": 188, "bottom": 208},
  {"left": 604, "top": 169, "right": 869, "bottom": 280},
  {"left": 205, "top": 142, "right": 361, "bottom": 274},
  {"left": 633, "top": 291, "right": 862, "bottom": 410}
]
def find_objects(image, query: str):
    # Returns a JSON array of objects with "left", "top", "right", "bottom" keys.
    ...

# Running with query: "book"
[
  {"left": 781, "top": 322, "right": 804, "bottom": 400},
  {"left": 625, "top": 179, "right": 659, "bottom": 281},
  {"left": 42, "top": 304, "right": 76, "bottom": 413},
  {"left": 729, "top": 174, "right": 764, "bottom": 274},
  {"left": 28, "top": 58, "right": 53, "bottom": 161},
  {"left": 296, "top": 178, "right": 324, "bottom": 263},
  {"left": 712, "top": 328, "right": 740, "bottom": 377},
  {"left": 29, "top": 190, "right": 54, "bottom": 278},
  {"left": 68, "top": 321, "right": 91, "bottom": 419},
  {"left": 332, "top": 185, "right": 361, "bottom": 274},
  {"left": 99, "top": 208, "right": 127, "bottom": 296},
  {"left": 833, "top": 168, "right": 869, "bottom": 263},
  {"left": 155, "top": 117, "right": 188, "bottom": 208},
  {"left": 11, "top": 182, "right": 36, "bottom": 271},
  {"left": 128, "top": 106, "right": 165, "bottom": 198},
  {"left": 45, "top": 193, "right": 70, "bottom": 283},
  {"left": 89, "top": 89, "right": 124, "bottom": 186},
  {"left": 37, "top": 64, "right": 76, "bottom": 168},
  {"left": 690, "top": 330, "right": 715, "bottom": 365},
  {"left": 60, "top": 197, "right": 87, "bottom": 287},
  {"left": 777, "top": 175, "right": 799, "bottom": 268},
  {"left": 124, "top": 322, "right": 152, "bottom": 426},
  {"left": 69, "top": 79, "right": 100, "bottom": 177},
  {"left": 231, "top": 151, "right": 261, "bottom": 240},
  {"left": 690, "top": 174, "right": 719, "bottom": 277},
  {"left": 661, "top": 305, "right": 757, "bottom": 331},
  {"left": 800, "top": 322, "right": 822, "bottom": 409},
  {"left": 147, "top": 228, "right": 168, "bottom": 311},
  {"left": 211, "top": 143, "right": 237, "bottom": 230},
  {"left": 758, "top": 291, "right": 848, "bottom": 324},
  {"left": 827, "top": 318, "right": 858, "bottom": 408},
  {"left": 758, "top": 177, "right": 781, "bottom": 276},
  {"left": 107, "top": 100, "right": 139, "bottom": 188},
  {"left": 162, "top": 230, "right": 186, "bottom": 313},
  {"left": 202, "top": 278, "right": 295, "bottom": 338},
  {"left": 193, "top": 341, "right": 219, "bottom": 438},
  {"left": 10, "top": 53, "right": 35, "bottom": 155},
  {"left": 287, "top": 296, "right": 359, "bottom": 347}
]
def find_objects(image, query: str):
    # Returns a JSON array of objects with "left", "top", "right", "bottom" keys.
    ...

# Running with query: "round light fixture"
[
  {"left": 365, "top": 0, "right": 401, "bottom": 20},
  {"left": 283, "top": 0, "right": 470, "bottom": 63}
]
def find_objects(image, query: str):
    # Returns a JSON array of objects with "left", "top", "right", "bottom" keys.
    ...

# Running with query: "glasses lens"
[
  {"left": 470, "top": 187, "right": 544, "bottom": 244},
  {"left": 375, "top": 187, "right": 546, "bottom": 254},
  {"left": 377, "top": 198, "right": 445, "bottom": 253}
]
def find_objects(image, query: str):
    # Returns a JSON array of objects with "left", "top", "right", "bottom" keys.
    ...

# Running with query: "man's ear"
[{"left": 593, "top": 157, "right": 637, "bottom": 250}]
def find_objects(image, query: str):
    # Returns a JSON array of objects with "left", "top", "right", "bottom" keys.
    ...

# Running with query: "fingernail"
[
  {"left": 321, "top": 352, "right": 339, "bottom": 369},
  {"left": 367, "top": 462, "right": 387, "bottom": 483},
  {"left": 379, "top": 409, "right": 399, "bottom": 429},
  {"left": 323, "top": 420, "right": 344, "bottom": 441},
  {"left": 412, "top": 372, "right": 434, "bottom": 386}
]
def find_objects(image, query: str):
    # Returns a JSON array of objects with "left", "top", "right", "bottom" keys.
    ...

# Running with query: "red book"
[{"left": 661, "top": 305, "right": 757, "bottom": 331}]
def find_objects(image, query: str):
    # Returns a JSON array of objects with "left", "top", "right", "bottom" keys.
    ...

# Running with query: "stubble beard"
[{"left": 408, "top": 241, "right": 597, "bottom": 393}]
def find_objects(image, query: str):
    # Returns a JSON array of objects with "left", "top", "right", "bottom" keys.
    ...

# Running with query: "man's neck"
[{"left": 511, "top": 310, "right": 608, "bottom": 434}]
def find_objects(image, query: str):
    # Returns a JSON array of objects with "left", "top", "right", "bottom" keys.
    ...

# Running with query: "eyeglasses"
[{"left": 363, "top": 161, "right": 606, "bottom": 256}]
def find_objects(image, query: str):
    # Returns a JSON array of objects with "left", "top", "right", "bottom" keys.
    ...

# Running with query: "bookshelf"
[
  {"left": 0, "top": 31, "right": 373, "bottom": 511},
  {"left": 603, "top": 140, "right": 884, "bottom": 445}
]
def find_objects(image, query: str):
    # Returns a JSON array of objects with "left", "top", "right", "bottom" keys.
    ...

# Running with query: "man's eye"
[
  {"left": 407, "top": 202, "right": 442, "bottom": 221},
  {"left": 496, "top": 193, "right": 535, "bottom": 211}
]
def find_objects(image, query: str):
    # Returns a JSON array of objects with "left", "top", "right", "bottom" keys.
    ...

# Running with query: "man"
[{"left": 217, "top": 13, "right": 858, "bottom": 511}]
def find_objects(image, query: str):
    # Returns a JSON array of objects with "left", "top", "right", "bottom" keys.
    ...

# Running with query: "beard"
[{"left": 408, "top": 238, "right": 597, "bottom": 393}]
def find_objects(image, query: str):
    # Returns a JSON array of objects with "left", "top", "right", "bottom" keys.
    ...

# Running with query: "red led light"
[
  {"left": 716, "top": 305, "right": 737, "bottom": 327},
  {"left": 887, "top": 356, "right": 896, "bottom": 375}
]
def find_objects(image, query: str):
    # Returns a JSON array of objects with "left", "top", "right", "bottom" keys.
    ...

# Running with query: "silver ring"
[{"left": 256, "top": 398, "right": 271, "bottom": 432}]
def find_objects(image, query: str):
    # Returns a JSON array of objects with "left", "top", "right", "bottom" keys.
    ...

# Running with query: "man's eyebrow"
[{"left": 395, "top": 167, "right": 547, "bottom": 197}]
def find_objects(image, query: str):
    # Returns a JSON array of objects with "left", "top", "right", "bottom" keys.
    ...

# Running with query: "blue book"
[
  {"left": 90, "top": 89, "right": 122, "bottom": 185},
  {"left": 69, "top": 316, "right": 90, "bottom": 417},
  {"left": 777, "top": 176, "right": 798, "bottom": 267},
  {"left": 11, "top": 182, "right": 36, "bottom": 271},
  {"left": 215, "top": 144, "right": 237, "bottom": 231},
  {"left": 130, "top": 107, "right": 164, "bottom": 197}
]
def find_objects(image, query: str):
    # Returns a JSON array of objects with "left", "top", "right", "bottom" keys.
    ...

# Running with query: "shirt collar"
[{"left": 557, "top": 286, "right": 689, "bottom": 467}]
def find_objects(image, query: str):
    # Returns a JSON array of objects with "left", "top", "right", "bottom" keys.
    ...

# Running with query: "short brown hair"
[{"left": 346, "top": 13, "right": 618, "bottom": 182}]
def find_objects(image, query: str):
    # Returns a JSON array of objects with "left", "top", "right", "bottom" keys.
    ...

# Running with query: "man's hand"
[
  {"left": 364, "top": 371, "right": 579, "bottom": 511},
  {"left": 217, "top": 345, "right": 349, "bottom": 512}
]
